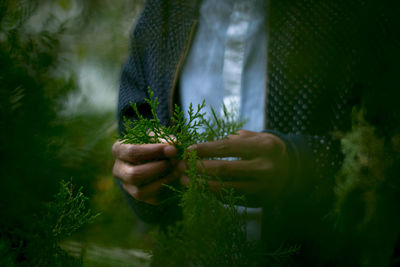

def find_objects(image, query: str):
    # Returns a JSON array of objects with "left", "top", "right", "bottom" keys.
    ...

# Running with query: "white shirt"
[{"left": 179, "top": 0, "right": 268, "bottom": 132}]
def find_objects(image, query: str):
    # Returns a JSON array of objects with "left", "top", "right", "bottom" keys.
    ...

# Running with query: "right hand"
[{"left": 112, "top": 140, "right": 178, "bottom": 205}]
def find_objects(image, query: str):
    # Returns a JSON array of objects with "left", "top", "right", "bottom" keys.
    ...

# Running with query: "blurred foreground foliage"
[
  {"left": 0, "top": 181, "right": 98, "bottom": 266},
  {"left": 331, "top": 108, "right": 400, "bottom": 266},
  {"left": 0, "top": 1, "right": 97, "bottom": 265},
  {"left": 0, "top": 0, "right": 147, "bottom": 265},
  {"left": 327, "top": 2, "right": 400, "bottom": 264}
]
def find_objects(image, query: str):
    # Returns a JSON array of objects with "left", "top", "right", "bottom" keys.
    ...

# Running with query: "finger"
[
  {"left": 122, "top": 173, "right": 178, "bottom": 205},
  {"left": 113, "top": 159, "right": 172, "bottom": 185},
  {"left": 112, "top": 141, "right": 177, "bottom": 163},
  {"left": 196, "top": 159, "right": 273, "bottom": 181},
  {"left": 189, "top": 131, "right": 283, "bottom": 159},
  {"left": 188, "top": 138, "right": 240, "bottom": 158}
]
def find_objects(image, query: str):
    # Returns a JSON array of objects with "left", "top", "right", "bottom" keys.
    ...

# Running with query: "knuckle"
[
  {"left": 273, "top": 139, "right": 286, "bottom": 155},
  {"left": 126, "top": 166, "right": 136, "bottom": 177},
  {"left": 112, "top": 162, "right": 119, "bottom": 177},
  {"left": 237, "top": 129, "right": 250, "bottom": 136},
  {"left": 127, "top": 145, "right": 138, "bottom": 157},
  {"left": 126, "top": 166, "right": 141, "bottom": 183},
  {"left": 124, "top": 185, "right": 142, "bottom": 201},
  {"left": 111, "top": 141, "right": 120, "bottom": 157},
  {"left": 262, "top": 135, "right": 283, "bottom": 154}
]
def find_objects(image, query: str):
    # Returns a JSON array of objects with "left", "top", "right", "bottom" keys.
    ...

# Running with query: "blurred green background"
[{"left": 0, "top": 0, "right": 156, "bottom": 266}]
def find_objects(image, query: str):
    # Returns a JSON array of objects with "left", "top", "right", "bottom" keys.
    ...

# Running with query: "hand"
[
  {"left": 179, "top": 130, "right": 290, "bottom": 207},
  {"left": 112, "top": 140, "right": 179, "bottom": 205}
]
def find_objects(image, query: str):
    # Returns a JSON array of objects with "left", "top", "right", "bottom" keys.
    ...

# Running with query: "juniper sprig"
[
  {"left": 121, "top": 87, "right": 244, "bottom": 158},
  {"left": 121, "top": 87, "right": 209, "bottom": 157},
  {"left": 121, "top": 88, "right": 297, "bottom": 266},
  {"left": 48, "top": 180, "right": 100, "bottom": 242}
]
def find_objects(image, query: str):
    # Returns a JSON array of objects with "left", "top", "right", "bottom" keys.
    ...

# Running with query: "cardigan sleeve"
[
  {"left": 117, "top": 55, "right": 183, "bottom": 224},
  {"left": 263, "top": 130, "right": 342, "bottom": 209},
  {"left": 116, "top": 0, "right": 183, "bottom": 224}
]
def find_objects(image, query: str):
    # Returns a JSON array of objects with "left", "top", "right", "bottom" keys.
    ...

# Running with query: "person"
[{"left": 112, "top": 0, "right": 400, "bottom": 264}]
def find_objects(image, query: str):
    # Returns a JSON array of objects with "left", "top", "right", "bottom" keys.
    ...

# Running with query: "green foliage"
[
  {"left": 334, "top": 109, "right": 387, "bottom": 226},
  {"left": 121, "top": 87, "right": 245, "bottom": 157},
  {"left": 202, "top": 104, "right": 245, "bottom": 142},
  {"left": 121, "top": 89, "right": 298, "bottom": 266},
  {"left": 48, "top": 181, "right": 100, "bottom": 243},
  {"left": 152, "top": 150, "right": 261, "bottom": 267},
  {"left": 332, "top": 108, "right": 400, "bottom": 265},
  {"left": 0, "top": 180, "right": 98, "bottom": 266},
  {"left": 0, "top": 1, "right": 108, "bottom": 265},
  {"left": 0, "top": 0, "right": 77, "bottom": 209},
  {"left": 70, "top": 0, "right": 145, "bottom": 68},
  {"left": 265, "top": 243, "right": 301, "bottom": 263}
]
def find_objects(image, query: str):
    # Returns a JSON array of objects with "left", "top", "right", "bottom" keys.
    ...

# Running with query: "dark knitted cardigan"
[{"left": 117, "top": 0, "right": 400, "bottom": 259}]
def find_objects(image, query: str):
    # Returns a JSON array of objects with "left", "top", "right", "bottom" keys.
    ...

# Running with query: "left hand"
[{"left": 179, "top": 130, "right": 290, "bottom": 207}]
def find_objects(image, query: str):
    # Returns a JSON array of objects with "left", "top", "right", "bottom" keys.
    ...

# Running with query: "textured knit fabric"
[{"left": 117, "top": 0, "right": 399, "bottom": 239}]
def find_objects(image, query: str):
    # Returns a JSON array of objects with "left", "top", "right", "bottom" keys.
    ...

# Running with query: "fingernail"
[
  {"left": 187, "top": 144, "right": 196, "bottom": 151},
  {"left": 164, "top": 146, "right": 177, "bottom": 157}
]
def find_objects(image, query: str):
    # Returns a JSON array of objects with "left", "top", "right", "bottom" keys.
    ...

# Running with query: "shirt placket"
[{"left": 222, "top": 1, "right": 252, "bottom": 119}]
